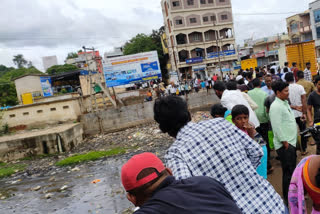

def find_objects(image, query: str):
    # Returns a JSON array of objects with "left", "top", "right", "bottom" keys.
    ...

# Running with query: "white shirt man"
[
  {"left": 304, "top": 68, "right": 312, "bottom": 82},
  {"left": 221, "top": 89, "right": 260, "bottom": 128},
  {"left": 288, "top": 83, "right": 306, "bottom": 118}
]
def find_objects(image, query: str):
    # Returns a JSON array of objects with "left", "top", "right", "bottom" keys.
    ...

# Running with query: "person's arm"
[
  {"left": 307, "top": 105, "right": 314, "bottom": 127},
  {"left": 165, "top": 147, "right": 192, "bottom": 180},
  {"left": 301, "top": 94, "right": 307, "bottom": 119},
  {"left": 240, "top": 129, "right": 263, "bottom": 169}
]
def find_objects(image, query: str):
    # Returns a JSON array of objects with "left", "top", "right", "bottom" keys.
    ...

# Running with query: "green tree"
[
  {"left": 66, "top": 52, "right": 78, "bottom": 60},
  {"left": 13, "top": 54, "right": 27, "bottom": 68},
  {"left": 123, "top": 34, "right": 159, "bottom": 55},
  {"left": 46, "top": 64, "right": 79, "bottom": 75},
  {"left": 0, "top": 80, "right": 17, "bottom": 106}
]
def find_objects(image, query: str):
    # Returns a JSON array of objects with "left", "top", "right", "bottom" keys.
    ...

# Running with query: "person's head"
[
  {"left": 231, "top": 105, "right": 249, "bottom": 130},
  {"left": 255, "top": 68, "right": 260, "bottom": 73},
  {"left": 306, "top": 62, "right": 311, "bottom": 69},
  {"left": 210, "top": 104, "right": 227, "bottom": 118},
  {"left": 247, "top": 72, "right": 253, "bottom": 80},
  {"left": 277, "top": 67, "right": 281, "bottom": 74},
  {"left": 121, "top": 152, "right": 172, "bottom": 207},
  {"left": 246, "top": 68, "right": 249, "bottom": 72},
  {"left": 250, "top": 68, "right": 254, "bottom": 72},
  {"left": 297, "top": 70, "right": 304, "bottom": 80},
  {"left": 285, "top": 72, "right": 295, "bottom": 83},
  {"left": 272, "top": 81, "right": 289, "bottom": 100},
  {"left": 252, "top": 78, "right": 261, "bottom": 88},
  {"left": 265, "top": 75, "right": 272, "bottom": 88},
  {"left": 226, "top": 80, "right": 238, "bottom": 90},
  {"left": 315, "top": 76, "right": 320, "bottom": 92},
  {"left": 213, "top": 81, "right": 226, "bottom": 98},
  {"left": 154, "top": 96, "right": 191, "bottom": 138},
  {"left": 283, "top": 67, "right": 289, "bottom": 73},
  {"left": 285, "top": 62, "right": 289, "bottom": 67},
  {"left": 270, "top": 68, "right": 276, "bottom": 75},
  {"left": 292, "top": 62, "right": 297, "bottom": 67}
]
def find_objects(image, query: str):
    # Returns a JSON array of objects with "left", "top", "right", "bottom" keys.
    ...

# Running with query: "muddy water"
[{"left": 0, "top": 154, "right": 139, "bottom": 214}]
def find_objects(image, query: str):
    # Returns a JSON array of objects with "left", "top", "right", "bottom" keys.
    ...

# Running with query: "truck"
[{"left": 286, "top": 40, "right": 318, "bottom": 77}]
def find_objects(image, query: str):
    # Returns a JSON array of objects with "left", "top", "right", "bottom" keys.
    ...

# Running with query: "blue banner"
[
  {"left": 186, "top": 57, "right": 203, "bottom": 64},
  {"left": 40, "top": 77, "right": 53, "bottom": 97},
  {"left": 207, "top": 50, "right": 236, "bottom": 59}
]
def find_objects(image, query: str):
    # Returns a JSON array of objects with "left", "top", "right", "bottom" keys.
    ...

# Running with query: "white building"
[
  {"left": 310, "top": 0, "right": 320, "bottom": 57},
  {"left": 42, "top": 56, "right": 58, "bottom": 72},
  {"left": 104, "top": 47, "right": 124, "bottom": 61}
]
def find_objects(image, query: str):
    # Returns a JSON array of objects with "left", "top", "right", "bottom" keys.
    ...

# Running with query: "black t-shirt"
[
  {"left": 308, "top": 91, "right": 320, "bottom": 123},
  {"left": 135, "top": 176, "right": 241, "bottom": 214}
]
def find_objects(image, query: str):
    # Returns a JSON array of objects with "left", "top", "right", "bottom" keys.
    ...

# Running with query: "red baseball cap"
[{"left": 121, "top": 152, "right": 166, "bottom": 191}]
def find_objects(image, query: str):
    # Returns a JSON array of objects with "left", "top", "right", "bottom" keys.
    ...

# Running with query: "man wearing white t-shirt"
[{"left": 285, "top": 73, "right": 308, "bottom": 155}]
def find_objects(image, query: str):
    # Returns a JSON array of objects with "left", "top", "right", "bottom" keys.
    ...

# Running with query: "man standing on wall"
[{"left": 269, "top": 81, "right": 297, "bottom": 205}]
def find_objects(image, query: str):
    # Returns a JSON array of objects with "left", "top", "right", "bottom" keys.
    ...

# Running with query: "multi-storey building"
[
  {"left": 161, "top": 0, "right": 237, "bottom": 80},
  {"left": 286, "top": 11, "right": 312, "bottom": 44},
  {"left": 310, "top": 0, "right": 320, "bottom": 57}
]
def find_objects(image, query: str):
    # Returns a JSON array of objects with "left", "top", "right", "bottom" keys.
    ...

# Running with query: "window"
[
  {"left": 23, "top": 112, "right": 29, "bottom": 116},
  {"left": 208, "top": 0, "right": 213, "bottom": 3},
  {"left": 50, "top": 108, "right": 56, "bottom": 111},
  {"left": 190, "top": 18, "right": 197, "bottom": 23},
  {"left": 205, "top": 33, "right": 210, "bottom": 41},
  {"left": 172, "top": 1, "right": 180, "bottom": 7},
  {"left": 37, "top": 110, "right": 43, "bottom": 113},
  {"left": 176, "top": 19, "right": 183, "bottom": 25},
  {"left": 9, "top": 114, "right": 15, "bottom": 118},
  {"left": 210, "top": 15, "right": 216, "bottom": 21},
  {"left": 290, "top": 22, "right": 298, "bottom": 33},
  {"left": 170, "top": 20, "right": 173, "bottom": 26},
  {"left": 314, "top": 9, "right": 320, "bottom": 23},
  {"left": 63, "top": 106, "right": 69, "bottom": 109},
  {"left": 203, "top": 16, "right": 209, "bottom": 22},
  {"left": 219, "top": 0, "right": 225, "bottom": 2},
  {"left": 200, "top": 0, "right": 206, "bottom": 4},
  {"left": 221, "top": 14, "right": 228, "bottom": 20},
  {"left": 193, "top": 34, "right": 201, "bottom": 41},
  {"left": 317, "top": 26, "right": 320, "bottom": 39},
  {"left": 187, "top": 0, "right": 194, "bottom": 6}
]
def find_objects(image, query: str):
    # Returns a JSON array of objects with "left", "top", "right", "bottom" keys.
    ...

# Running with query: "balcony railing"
[{"left": 300, "top": 25, "right": 311, "bottom": 33}]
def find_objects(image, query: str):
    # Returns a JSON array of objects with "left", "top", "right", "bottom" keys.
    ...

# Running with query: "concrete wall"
[
  {"left": 2, "top": 98, "right": 81, "bottom": 128},
  {"left": 81, "top": 90, "right": 220, "bottom": 135},
  {"left": 0, "top": 124, "right": 83, "bottom": 161},
  {"left": 14, "top": 76, "right": 43, "bottom": 103}
]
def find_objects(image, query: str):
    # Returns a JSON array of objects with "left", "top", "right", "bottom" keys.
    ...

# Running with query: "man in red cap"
[{"left": 121, "top": 152, "right": 241, "bottom": 213}]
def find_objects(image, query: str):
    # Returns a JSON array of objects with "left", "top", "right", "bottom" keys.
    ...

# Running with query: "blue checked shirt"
[{"left": 165, "top": 118, "right": 286, "bottom": 214}]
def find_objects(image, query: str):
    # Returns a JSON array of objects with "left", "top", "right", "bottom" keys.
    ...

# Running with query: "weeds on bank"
[
  {"left": 0, "top": 163, "right": 26, "bottom": 178},
  {"left": 56, "top": 147, "right": 127, "bottom": 167}
]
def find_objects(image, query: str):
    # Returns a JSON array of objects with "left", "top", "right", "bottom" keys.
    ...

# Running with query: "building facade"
[
  {"left": 161, "top": 0, "right": 237, "bottom": 80},
  {"left": 104, "top": 47, "right": 124, "bottom": 61},
  {"left": 65, "top": 51, "right": 103, "bottom": 73},
  {"left": 286, "top": 11, "right": 312, "bottom": 44},
  {"left": 42, "top": 56, "right": 58, "bottom": 72},
  {"left": 310, "top": 0, "right": 320, "bottom": 57}
]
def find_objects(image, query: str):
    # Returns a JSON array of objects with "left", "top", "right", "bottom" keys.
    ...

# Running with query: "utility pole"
[{"left": 213, "top": 23, "right": 223, "bottom": 78}]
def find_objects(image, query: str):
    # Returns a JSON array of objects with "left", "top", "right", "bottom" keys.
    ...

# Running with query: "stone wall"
[
  {"left": 81, "top": 90, "right": 219, "bottom": 135},
  {"left": 0, "top": 124, "right": 83, "bottom": 161}
]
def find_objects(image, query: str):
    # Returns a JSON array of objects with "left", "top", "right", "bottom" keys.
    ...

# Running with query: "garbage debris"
[{"left": 91, "top": 179, "right": 101, "bottom": 184}]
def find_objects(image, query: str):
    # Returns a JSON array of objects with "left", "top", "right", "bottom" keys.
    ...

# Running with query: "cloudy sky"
[{"left": 0, "top": 0, "right": 314, "bottom": 71}]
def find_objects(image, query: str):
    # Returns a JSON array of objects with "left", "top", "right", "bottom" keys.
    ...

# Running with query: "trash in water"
[{"left": 91, "top": 179, "right": 101, "bottom": 184}]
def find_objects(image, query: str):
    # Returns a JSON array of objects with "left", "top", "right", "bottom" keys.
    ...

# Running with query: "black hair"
[
  {"left": 315, "top": 76, "right": 320, "bottom": 84},
  {"left": 255, "top": 68, "right": 259, "bottom": 72},
  {"left": 231, "top": 105, "right": 249, "bottom": 118},
  {"left": 285, "top": 62, "right": 289, "bottom": 66},
  {"left": 210, "top": 104, "right": 227, "bottom": 118},
  {"left": 283, "top": 67, "right": 289, "bottom": 73},
  {"left": 297, "top": 70, "right": 304, "bottom": 79},
  {"left": 213, "top": 81, "right": 226, "bottom": 91},
  {"left": 246, "top": 68, "right": 249, "bottom": 72},
  {"left": 270, "top": 68, "right": 275, "bottom": 74},
  {"left": 242, "top": 72, "right": 247, "bottom": 78},
  {"left": 226, "top": 80, "right": 238, "bottom": 90},
  {"left": 306, "top": 62, "right": 311, "bottom": 66},
  {"left": 256, "top": 72, "right": 263, "bottom": 78},
  {"left": 292, "top": 62, "right": 297, "bottom": 67},
  {"left": 252, "top": 78, "right": 261, "bottom": 88},
  {"left": 237, "top": 78, "right": 245, "bottom": 85},
  {"left": 272, "top": 81, "right": 289, "bottom": 94},
  {"left": 154, "top": 96, "right": 191, "bottom": 138},
  {"left": 285, "top": 72, "right": 295, "bottom": 82},
  {"left": 247, "top": 72, "right": 253, "bottom": 80}
]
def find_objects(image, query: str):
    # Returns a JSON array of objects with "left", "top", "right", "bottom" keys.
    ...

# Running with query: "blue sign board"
[
  {"left": 207, "top": 50, "right": 236, "bottom": 59},
  {"left": 103, "top": 51, "right": 162, "bottom": 87},
  {"left": 186, "top": 57, "right": 203, "bottom": 64},
  {"left": 40, "top": 77, "right": 53, "bottom": 97}
]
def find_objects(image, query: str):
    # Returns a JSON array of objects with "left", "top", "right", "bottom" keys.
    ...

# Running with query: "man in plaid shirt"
[
  {"left": 154, "top": 96, "right": 287, "bottom": 214},
  {"left": 304, "top": 62, "right": 312, "bottom": 82}
]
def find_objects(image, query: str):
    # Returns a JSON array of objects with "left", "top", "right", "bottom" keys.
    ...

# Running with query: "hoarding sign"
[
  {"left": 40, "top": 77, "right": 53, "bottom": 97},
  {"left": 103, "top": 51, "right": 161, "bottom": 87},
  {"left": 207, "top": 50, "right": 236, "bottom": 58},
  {"left": 186, "top": 57, "right": 203, "bottom": 64}
]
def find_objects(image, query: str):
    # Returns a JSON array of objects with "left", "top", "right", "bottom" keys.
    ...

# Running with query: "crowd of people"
[{"left": 122, "top": 62, "right": 320, "bottom": 213}]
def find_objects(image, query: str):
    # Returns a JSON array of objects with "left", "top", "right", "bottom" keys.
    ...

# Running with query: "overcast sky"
[{"left": 0, "top": 0, "right": 315, "bottom": 71}]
